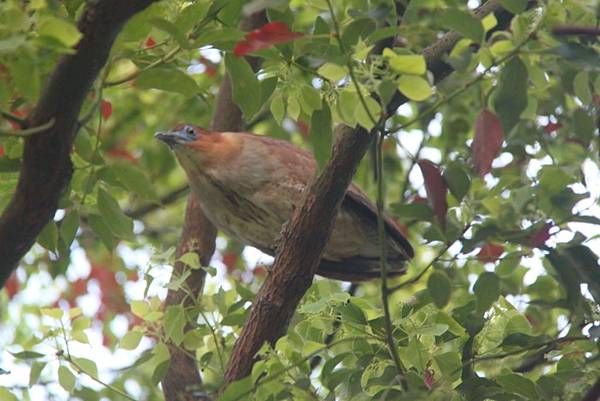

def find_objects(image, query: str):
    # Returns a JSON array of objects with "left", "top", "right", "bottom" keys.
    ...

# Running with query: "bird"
[{"left": 155, "top": 124, "right": 413, "bottom": 282}]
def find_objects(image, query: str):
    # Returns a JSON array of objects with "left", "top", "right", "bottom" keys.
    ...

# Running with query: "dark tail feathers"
[{"left": 317, "top": 257, "right": 407, "bottom": 282}]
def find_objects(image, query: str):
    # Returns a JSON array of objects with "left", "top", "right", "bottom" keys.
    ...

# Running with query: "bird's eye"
[{"left": 185, "top": 126, "right": 195, "bottom": 136}]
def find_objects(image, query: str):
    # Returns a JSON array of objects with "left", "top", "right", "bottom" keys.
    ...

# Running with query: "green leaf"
[
  {"left": 270, "top": 94, "right": 285, "bottom": 125},
  {"left": 301, "top": 85, "right": 322, "bottom": 113},
  {"left": 217, "top": 376, "right": 253, "bottom": 401},
  {"left": 573, "top": 109, "right": 595, "bottom": 142},
  {"left": 473, "top": 272, "right": 500, "bottom": 312},
  {"left": 149, "top": 18, "right": 189, "bottom": 48},
  {"left": 38, "top": 17, "right": 82, "bottom": 47},
  {"left": 317, "top": 63, "right": 347, "bottom": 82},
  {"left": 164, "top": 305, "right": 186, "bottom": 345},
  {"left": 397, "top": 75, "right": 432, "bottom": 101},
  {"left": 112, "top": 162, "right": 158, "bottom": 202},
  {"left": 337, "top": 90, "right": 359, "bottom": 126},
  {"left": 434, "top": 352, "right": 461, "bottom": 382},
  {"left": 391, "top": 203, "right": 434, "bottom": 221},
  {"left": 500, "top": 0, "right": 528, "bottom": 14},
  {"left": 178, "top": 251, "right": 201, "bottom": 269},
  {"left": 131, "top": 300, "right": 150, "bottom": 318},
  {"left": 440, "top": 9, "right": 484, "bottom": 43},
  {"left": 355, "top": 96, "right": 381, "bottom": 130},
  {"left": 10, "top": 351, "right": 45, "bottom": 360},
  {"left": 137, "top": 67, "right": 200, "bottom": 96},
  {"left": 428, "top": 270, "right": 452, "bottom": 308},
  {"left": 72, "top": 357, "right": 98, "bottom": 379},
  {"left": 29, "top": 361, "right": 46, "bottom": 386},
  {"left": 573, "top": 71, "right": 592, "bottom": 104},
  {"left": 40, "top": 307, "right": 63, "bottom": 319},
  {"left": 60, "top": 211, "right": 79, "bottom": 248},
  {"left": 384, "top": 49, "right": 426, "bottom": 75},
  {"left": 120, "top": 330, "right": 143, "bottom": 350},
  {"left": 97, "top": 188, "right": 133, "bottom": 240},
  {"left": 444, "top": 162, "right": 471, "bottom": 201},
  {"left": 0, "top": 388, "right": 18, "bottom": 401},
  {"left": 309, "top": 104, "right": 332, "bottom": 170},
  {"left": 87, "top": 214, "right": 113, "bottom": 250},
  {"left": 341, "top": 18, "right": 376, "bottom": 48},
  {"left": 37, "top": 221, "right": 58, "bottom": 251},
  {"left": 497, "top": 373, "right": 539, "bottom": 400},
  {"left": 58, "top": 365, "right": 76, "bottom": 392},
  {"left": 0, "top": 35, "right": 26, "bottom": 54},
  {"left": 225, "top": 53, "right": 261, "bottom": 120},
  {"left": 492, "top": 57, "right": 528, "bottom": 133}
]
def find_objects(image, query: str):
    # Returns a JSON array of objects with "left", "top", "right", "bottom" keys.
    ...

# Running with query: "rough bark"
[
  {"left": 0, "top": 0, "right": 157, "bottom": 287},
  {"left": 160, "top": 12, "right": 267, "bottom": 401},
  {"left": 223, "top": 0, "right": 506, "bottom": 386}
]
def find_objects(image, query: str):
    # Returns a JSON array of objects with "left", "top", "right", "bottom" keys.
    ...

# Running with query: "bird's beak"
[{"left": 155, "top": 129, "right": 195, "bottom": 148}]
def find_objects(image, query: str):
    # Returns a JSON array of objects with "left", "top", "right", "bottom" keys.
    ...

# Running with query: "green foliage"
[{"left": 0, "top": 0, "right": 599, "bottom": 401}]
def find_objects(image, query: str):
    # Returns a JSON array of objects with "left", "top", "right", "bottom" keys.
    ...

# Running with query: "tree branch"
[
  {"left": 222, "top": 0, "right": 506, "bottom": 388},
  {"left": 0, "top": 0, "right": 157, "bottom": 287},
  {"left": 160, "top": 11, "right": 267, "bottom": 401}
]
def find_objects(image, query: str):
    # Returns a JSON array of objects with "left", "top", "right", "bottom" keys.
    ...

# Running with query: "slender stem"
[
  {"left": 387, "top": 17, "right": 542, "bottom": 135},
  {"left": 326, "top": 0, "right": 379, "bottom": 127},
  {"left": 389, "top": 223, "right": 471, "bottom": 293},
  {"left": 104, "top": 45, "right": 181, "bottom": 87},
  {"left": 0, "top": 118, "right": 55, "bottom": 137},
  {"left": 375, "top": 131, "right": 408, "bottom": 390},
  {"left": 199, "top": 310, "right": 226, "bottom": 374},
  {"left": 66, "top": 356, "right": 137, "bottom": 401},
  {"left": 0, "top": 110, "right": 27, "bottom": 128}
]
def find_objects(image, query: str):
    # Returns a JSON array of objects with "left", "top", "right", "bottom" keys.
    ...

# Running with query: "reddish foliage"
[
  {"left": 222, "top": 252, "right": 238, "bottom": 272},
  {"left": 234, "top": 22, "right": 303, "bottom": 57},
  {"left": 5, "top": 272, "right": 19, "bottom": 300},
  {"left": 145, "top": 36, "right": 156, "bottom": 48},
  {"left": 424, "top": 366, "right": 435, "bottom": 390},
  {"left": 198, "top": 56, "right": 217, "bottom": 77},
  {"left": 253, "top": 265, "right": 267, "bottom": 277},
  {"left": 6, "top": 109, "right": 25, "bottom": 130},
  {"left": 472, "top": 109, "right": 504, "bottom": 177},
  {"left": 90, "top": 264, "right": 128, "bottom": 317},
  {"left": 0, "top": 146, "right": 4, "bottom": 157},
  {"left": 529, "top": 222, "right": 553, "bottom": 248},
  {"left": 107, "top": 147, "right": 137, "bottom": 163},
  {"left": 411, "top": 195, "right": 427, "bottom": 204},
  {"left": 544, "top": 122, "right": 562, "bottom": 134},
  {"left": 477, "top": 242, "right": 504, "bottom": 263},
  {"left": 417, "top": 160, "right": 448, "bottom": 228},
  {"left": 101, "top": 100, "right": 112, "bottom": 120},
  {"left": 297, "top": 120, "right": 309, "bottom": 138}
]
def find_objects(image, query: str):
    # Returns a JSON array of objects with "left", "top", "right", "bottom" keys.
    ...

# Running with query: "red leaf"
[
  {"left": 477, "top": 242, "right": 504, "bottom": 263},
  {"left": 417, "top": 159, "right": 448, "bottom": 228},
  {"left": 234, "top": 22, "right": 303, "bottom": 57},
  {"left": 472, "top": 109, "right": 504, "bottom": 177},
  {"left": 529, "top": 222, "right": 553, "bottom": 248},
  {"left": 107, "top": 147, "right": 137, "bottom": 163},
  {"left": 424, "top": 367, "right": 435, "bottom": 390},
  {"left": 297, "top": 120, "right": 309, "bottom": 138},
  {"left": 544, "top": 122, "right": 562, "bottom": 134},
  {"left": 5, "top": 272, "right": 19, "bottom": 300},
  {"left": 222, "top": 252, "right": 238, "bottom": 273},
  {"left": 101, "top": 100, "right": 112, "bottom": 120},
  {"left": 145, "top": 36, "right": 156, "bottom": 48},
  {"left": 0, "top": 146, "right": 4, "bottom": 157},
  {"left": 198, "top": 56, "right": 217, "bottom": 77}
]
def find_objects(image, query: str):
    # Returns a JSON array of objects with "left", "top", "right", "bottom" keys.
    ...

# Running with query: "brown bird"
[{"left": 155, "top": 124, "right": 413, "bottom": 281}]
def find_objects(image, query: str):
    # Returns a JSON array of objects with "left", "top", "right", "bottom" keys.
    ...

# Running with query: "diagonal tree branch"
[
  {"left": 222, "top": 0, "right": 507, "bottom": 387},
  {"left": 0, "top": 0, "right": 157, "bottom": 287},
  {"left": 160, "top": 11, "right": 267, "bottom": 401}
]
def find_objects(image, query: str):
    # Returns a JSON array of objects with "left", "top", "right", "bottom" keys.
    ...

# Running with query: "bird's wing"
[{"left": 344, "top": 184, "right": 414, "bottom": 259}]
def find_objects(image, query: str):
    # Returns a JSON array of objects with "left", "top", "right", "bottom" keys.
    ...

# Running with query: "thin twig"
[
  {"left": 125, "top": 185, "right": 189, "bottom": 219},
  {"left": 552, "top": 25, "right": 600, "bottom": 36},
  {"left": 389, "top": 223, "right": 471, "bottom": 293},
  {"left": 0, "top": 110, "right": 27, "bottom": 128},
  {"left": 0, "top": 118, "right": 55, "bottom": 137}
]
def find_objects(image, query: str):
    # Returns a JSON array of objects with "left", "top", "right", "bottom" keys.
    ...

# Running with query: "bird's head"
[{"left": 155, "top": 124, "right": 242, "bottom": 171}]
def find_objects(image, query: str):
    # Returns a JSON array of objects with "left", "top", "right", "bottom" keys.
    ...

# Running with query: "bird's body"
[{"left": 156, "top": 125, "right": 413, "bottom": 281}]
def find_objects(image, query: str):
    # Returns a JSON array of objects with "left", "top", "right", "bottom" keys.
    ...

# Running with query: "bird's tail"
[{"left": 317, "top": 257, "right": 407, "bottom": 282}]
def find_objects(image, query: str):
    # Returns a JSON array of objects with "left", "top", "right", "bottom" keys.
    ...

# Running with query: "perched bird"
[{"left": 156, "top": 124, "right": 413, "bottom": 281}]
